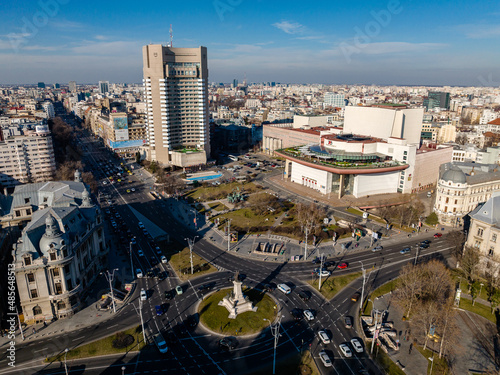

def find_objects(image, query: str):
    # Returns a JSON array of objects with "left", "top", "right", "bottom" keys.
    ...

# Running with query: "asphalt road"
[{"left": 4, "top": 112, "right": 456, "bottom": 375}]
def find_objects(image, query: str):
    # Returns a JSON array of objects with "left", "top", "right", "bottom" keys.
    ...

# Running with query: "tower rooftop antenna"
[{"left": 169, "top": 24, "right": 173, "bottom": 47}]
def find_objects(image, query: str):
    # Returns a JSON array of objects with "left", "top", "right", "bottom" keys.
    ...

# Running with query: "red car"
[
  {"left": 337, "top": 263, "right": 348, "bottom": 269},
  {"left": 433, "top": 233, "right": 442, "bottom": 238}
]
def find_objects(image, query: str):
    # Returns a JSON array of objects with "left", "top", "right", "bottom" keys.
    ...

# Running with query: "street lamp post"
[
  {"left": 101, "top": 268, "right": 119, "bottom": 313},
  {"left": 64, "top": 348, "right": 69, "bottom": 375},
  {"left": 122, "top": 366, "right": 126, "bottom": 375},
  {"left": 318, "top": 253, "right": 325, "bottom": 290},
  {"left": 414, "top": 245, "right": 420, "bottom": 266},
  {"left": 270, "top": 314, "right": 283, "bottom": 374},
  {"left": 302, "top": 225, "right": 310, "bottom": 259},
  {"left": 359, "top": 261, "right": 367, "bottom": 312},
  {"left": 185, "top": 236, "right": 199, "bottom": 275},
  {"left": 227, "top": 219, "right": 232, "bottom": 252}
]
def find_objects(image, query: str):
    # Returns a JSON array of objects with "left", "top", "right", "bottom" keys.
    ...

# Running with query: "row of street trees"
[{"left": 375, "top": 195, "right": 426, "bottom": 228}]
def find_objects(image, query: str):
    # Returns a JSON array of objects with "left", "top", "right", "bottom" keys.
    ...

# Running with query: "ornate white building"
[
  {"left": 11, "top": 177, "right": 107, "bottom": 324},
  {"left": 434, "top": 162, "right": 500, "bottom": 225}
]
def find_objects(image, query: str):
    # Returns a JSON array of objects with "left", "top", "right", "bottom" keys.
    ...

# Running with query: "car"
[
  {"left": 136, "top": 268, "right": 143, "bottom": 278},
  {"left": 165, "top": 290, "right": 174, "bottom": 300},
  {"left": 185, "top": 315, "right": 198, "bottom": 329},
  {"left": 318, "top": 350, "right": 332, "bottom": 367},
  {"left": 263, "top": 283, "right": 275, "bottom": 292},
  {"left": 198, "top": 282, "right": 216, "bottom": 291},
  {"left": 138, "top": 249, "right": 144, "bottom": 257},
  {"left": 146, "top": 269, "right": 154, "bottom": 278},
  {"left": 155, "top": 246, "right": 162, "bottom": 255},
  {"left": 351, "top": 338, "right": 364, "bottom": 353},
  {"left": 421, "top": 239, "right": 432, "bottom": 244},
  {"left": 143, "top": 229, "right": 149, "bottom": 236},
  {"left": 317, "top": 330, "right": 331, "bottom": 344},
  {"left": 400, "top": 247, "right": 411, "bottom": 254},
  {"left": 140, "top": 289, "right": 147, "bottom": 301},
  {"left": 291, "top": 308, "right": 303, "bottom": 321},
  {"left": 419, "top": 243, "right": 430, "bottom": 249},
  {"left": 303, "top": 309, "right": 314, "bottom": 321},
  {"left": 339, "top": 343, "right": 352, "bottom": 357},
  {"left": 219, "top": 337, "right": 238, "bottom": 351},
  {"left": 315, "top": 268, "right": 331, "bottom": 277},
  {"left": 298, "top": 290, "right": 311, "bottom": 301},
  {"left": 153, "top": 333, "right": 168, "bottom": 354},
  {"left": 176, "top": 285, "right": 183, "bottom": 295},
  {"left": 371, "top": 246, "right": 383, "bottom": 252},
  {"left": 161, "top": 255, "right": 167, "bottom": 264},
  {"left": 131, "top": 188, "right": 136, "bottom": 192},
  {"left": 155, "top": 305, "right": 164, "bottom": 316},
  {"left": 126, "top": 189, "right": 131, "bottom": 193},
  {"left": 351, "top": 292, "right": 360, "bottom": 302},
  {"left": 344, "top": 316, "right": 353, "bottom": 328},
  {"left": 337, "top": 262, "right": 348, "bottom": 269},
  {"left": 434, "top": 233, "right": 442, "bottom": 238},
  {"left": 138, "top": 222, "right": 145, "bottom": 229},
  {"left": 157, "top": 271, "right": 167, "bottom": 281}
]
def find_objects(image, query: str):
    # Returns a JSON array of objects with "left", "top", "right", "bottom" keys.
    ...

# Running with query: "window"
[
  {"left": 55, "top": 283, "right": 62, "bottom": 294},
  {"left": 57, "top": 301, "right": 66, "bottom": 310},
  {"left": 15, "top": 210, "right": 21, "bottom": 217},
  {"left": 446, "top": 197, "right": 449, "bottom": 203},
  {"left": 24, "top": 256, "right": 31, "bottom": 266},
  {"left": 53, "top": 268, "right": 60, "bottom": 277},
  {"left": 32, "top": 305, "right": 42, "bottom": 315},
  {"left": 50, "top": 252, "right": 56, "bottom": 261},
  {"left": 489, "top": 248, "right": 495, "bottom": 257},
  {"left": 477, "top": 228, "right": 484, "bottom": 237},
  {"left": 492, "top": 234, "right": 497, "bottom": 243},
  {"left": 455, "top": 199, "right": 458, "bottom": 204},
  {"left": 24, "top": 197, "right": 30, "bottom": 204},
  {"left": 31, "top": 289, "right": 39, "bottom": 299},
  {"left": 27, "top": 273, "right": 35, "bottom": 283}
]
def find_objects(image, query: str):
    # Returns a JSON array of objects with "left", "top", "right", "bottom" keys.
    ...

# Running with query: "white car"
[
  {"left": 351, "top": 338, "right": 364, "bottom": 353},
  {"left": 136, "top": 268, "right": 143, "bottom": 278},
  {"left": 138, "top": 249, "right": 144, "bottom": 257},
  {"left": 140, "top": 289, "right": 147, "bottom": 301},
  {"left": 303, "top": 309, "right": 314, "bottom": 321},
  {"left": 161, "top": 255, "right": 167, "bottom": 264},
  {"left": 315, "top": 268, "right": 331, "bottom": 277},
  {"left": 317, "top": 330, "right": 330, "bottom": 344},
  {"left": 339, "top": 343, "right": 352, "bottom": 357},
  {"left": 318, "top": 350, "right": 332, "bottom": 367}
]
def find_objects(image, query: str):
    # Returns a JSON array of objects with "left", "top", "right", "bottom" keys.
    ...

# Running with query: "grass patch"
[
  {"left": 215, "top": 208, "right": 278, "bottom": 230},
  {"left": 45, "top": 325, "right": 144, "bottom": 362},
  {"left": 308, "top": 271, "right": 362, "bottom": 300},
  {"left": 208, "top": 202, "right": 228, "bottom": 211},
  {"left": 165, "top": 239, "right": 217, "bottom": 281},
  {"left": 186, "top": 181, "right": 261, "bottom": 201},
  {"left": 458, "top": 297, "right": 496, "bottom": 323},
  {"left": 362, "top": 280, "right": 398, "bottom": 315},
  {"left": 199, "top": 288, "right": 277, "bottom": 335},
  {"left": 246, "top": 350, "right": 319, "bottom": 375},
  {"left": 416, "top": 346, "right": 449, "bottom": 374}
]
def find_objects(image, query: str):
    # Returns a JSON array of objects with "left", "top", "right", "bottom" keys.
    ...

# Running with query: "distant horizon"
[{"left": 1, "top": 82, "right": 498, "bottom": 89}]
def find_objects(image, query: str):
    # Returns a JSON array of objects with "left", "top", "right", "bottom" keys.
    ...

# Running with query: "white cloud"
[
  {"left": 272, "top": 21, "right": 306, "bottom": 35},
  {"left": 71, "top": 40, "right": 143, "bottom": 56},
  {"left": 94, "top": 35, "right": 108, "bottom": 40},
  {"left": 465, "top": 25, "right": 500, "bottom": 39},
  {"left": 339, "top": 42, "right": 447, "bottom": 55}
]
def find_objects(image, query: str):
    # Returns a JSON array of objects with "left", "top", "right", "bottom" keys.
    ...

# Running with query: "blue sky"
[{"left": 1, "top": 0, "right": 500, "bottom": 86}]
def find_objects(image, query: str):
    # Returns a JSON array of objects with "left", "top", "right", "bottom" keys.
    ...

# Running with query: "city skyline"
[{"left": 1, "top": 0, "right": 500, "bottom": 86}]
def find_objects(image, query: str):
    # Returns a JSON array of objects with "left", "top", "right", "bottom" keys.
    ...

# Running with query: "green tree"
[
  {"left": 135, "top": 152, "right": 141, "bottom": 164},
  {"left": 425, "top": 212, "right": 439, "bottom": 226},
  {"left": 470, "top": 280, "right": 481, "bottom": 306},
  {"left": 489, "top": 289, "right": 500, "bottom": 313}
]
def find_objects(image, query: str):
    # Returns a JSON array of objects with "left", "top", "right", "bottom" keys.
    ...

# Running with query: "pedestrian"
[{"left": 32, "top": 327, "right": 36, "bottom": 334}]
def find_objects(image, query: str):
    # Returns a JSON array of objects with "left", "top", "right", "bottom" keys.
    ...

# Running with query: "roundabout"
[{"left": 198, "top": 287, "right": 278, "bottom": 336}]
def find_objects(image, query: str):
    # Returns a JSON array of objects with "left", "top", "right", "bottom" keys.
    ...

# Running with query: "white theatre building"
[{"left": 275, "top": 104, "right": 452, "bottom": 198}]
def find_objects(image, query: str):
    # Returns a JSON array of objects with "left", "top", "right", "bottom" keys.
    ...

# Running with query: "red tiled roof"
[{"left": 487, "top": 118, "right": 500, "bottom": 125}]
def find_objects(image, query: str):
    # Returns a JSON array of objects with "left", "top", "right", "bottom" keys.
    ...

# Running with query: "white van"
[{"left": 277, "top": 284, "right": 291, "bottom": 294}]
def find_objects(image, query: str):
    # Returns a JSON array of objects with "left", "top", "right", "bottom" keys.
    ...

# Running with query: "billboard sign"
[{"left": 113, "top": 116, "right": 128, "bottom": 130}]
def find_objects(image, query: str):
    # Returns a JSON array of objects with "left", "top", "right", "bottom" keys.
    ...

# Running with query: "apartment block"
[{"left": 0, "top": 124, "right": 56, "bottom": 187}]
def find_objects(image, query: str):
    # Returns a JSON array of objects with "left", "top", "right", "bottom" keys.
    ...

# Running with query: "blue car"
[{"left": 155, "top": 305, "right": 164, "bottom": 316}]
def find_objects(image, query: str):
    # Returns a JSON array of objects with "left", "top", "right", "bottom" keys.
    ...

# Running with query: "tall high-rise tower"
[
  {"left": 98, "top": 81, "right": 109, "bottom": 95},
  {"left": 142, "top": 44, "right": 210, "bottom": 167}
]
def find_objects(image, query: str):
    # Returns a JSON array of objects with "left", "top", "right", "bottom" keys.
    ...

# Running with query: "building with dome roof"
[
  {"left": 434, "top": 162, "right": 500, "bottom": 225},
  {"left": 9, "top": 174, "right": 107, "bottom": 324}
]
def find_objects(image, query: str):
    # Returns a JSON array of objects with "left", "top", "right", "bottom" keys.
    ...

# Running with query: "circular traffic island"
[{"left": 199, "top": 288, "right": 277, "bottom": 336}]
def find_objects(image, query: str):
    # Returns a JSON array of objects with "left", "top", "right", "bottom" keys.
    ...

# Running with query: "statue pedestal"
[{"left": 218, "top": 279, "right": 257, "bottom": 319}]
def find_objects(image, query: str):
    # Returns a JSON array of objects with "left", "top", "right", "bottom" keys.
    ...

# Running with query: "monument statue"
[{"left": 218, "top": 270, "right": 257, "bottom": 319}]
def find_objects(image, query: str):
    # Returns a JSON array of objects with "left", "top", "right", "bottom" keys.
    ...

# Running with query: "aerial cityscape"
[{"left": 1, "top": 1, "right": 500, "bottom": 375}]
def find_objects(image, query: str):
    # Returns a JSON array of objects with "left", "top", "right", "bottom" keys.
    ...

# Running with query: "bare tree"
[
  {"left": 393, "top": 263, "right": 424, "bottom": 318},
  {"left": 447, "top": 231, "right": 466, "bottom": 260},
  {"left": 460, "top": 246, "right": 480, "bottom": 286},
  {"left": 438, "top": 299, "right": 459, "bottom": 359}
]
